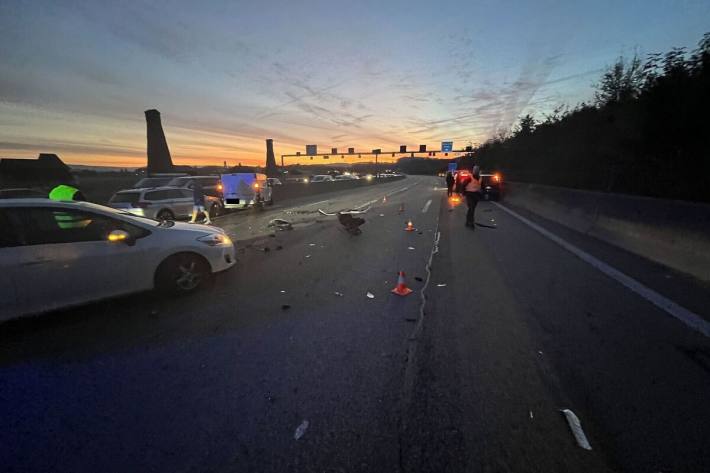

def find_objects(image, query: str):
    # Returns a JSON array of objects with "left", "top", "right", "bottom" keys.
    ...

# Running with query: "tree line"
[{"left": 474, "top": 32, "right": 710, "bottom": 202}]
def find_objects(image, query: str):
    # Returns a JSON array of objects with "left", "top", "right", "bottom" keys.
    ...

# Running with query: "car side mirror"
[{"left": 108, "top": 229, "right": 135, "bottom": 246}]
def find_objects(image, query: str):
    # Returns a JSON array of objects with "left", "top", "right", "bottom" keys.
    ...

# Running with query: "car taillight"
[{"left": 494, "top": 174, "right": 501, "bottom": 182}]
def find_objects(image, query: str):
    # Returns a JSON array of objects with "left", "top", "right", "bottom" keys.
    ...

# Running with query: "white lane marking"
[
  {"left": 493, "top": 202, "right": 710, "bottom": 338},
  {"left": 354, "top": 184, "right": 413, "bottom": 210},
  {"left": 421, "top": 199, "right": 432, "bottom": 213}
]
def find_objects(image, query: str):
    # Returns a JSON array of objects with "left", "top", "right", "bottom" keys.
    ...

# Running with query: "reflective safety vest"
[{"left": 49, "top": 185, "right": 80, "bottom": 201}]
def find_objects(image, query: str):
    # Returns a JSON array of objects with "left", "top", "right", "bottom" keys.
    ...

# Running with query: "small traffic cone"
[
  {"left": 383, "top": 195, "right": 387, "bottom": 203},
  {"left": 398, "top": 203, "right": 404, "bottom": 213},
  {"left": 391, "top": 271, "right": 413, "bottom": 296},
  {"left": 405, "top": 220, "right": 415, "bottom": 232}
]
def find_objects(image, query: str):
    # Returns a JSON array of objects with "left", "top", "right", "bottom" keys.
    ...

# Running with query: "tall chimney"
[
  {"left": 265, "top": 138, "right": 277, "bottom": 176},
  {"left": 145, "top": 109, "right": 174, "bottom": 175}
]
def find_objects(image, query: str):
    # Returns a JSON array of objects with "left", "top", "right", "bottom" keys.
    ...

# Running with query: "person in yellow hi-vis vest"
[{"left": 48, "top": 184, "right": 90, "bottom": 229}]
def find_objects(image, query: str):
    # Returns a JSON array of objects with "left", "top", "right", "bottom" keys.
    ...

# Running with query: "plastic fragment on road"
[
  {"left": 366, "top": 292, "right": 375, "bottom": 299},
  {"left": 436, "top": 283, "right": 447, "bottom": 287},
  {"left": 268, "top": 219, "right": 293, "bottom": 230},
  {"left": 281, "top": 305, "right": 291, "bottom": 310},
  {"left": 408, "top": 246, "right": 415, "bottom": 250},
  {"left": 305, "top": 255, "right": 311, "bottom": 258},
  {"left": 560, "top": 409, "right": 592, "bottom": 450},
  {"left": 529, "top": 411, "right": 534, "bottom": 419},
  {"left": 309, "top": 243, "right": 316, "bottom": 246},
  {"left": 294, "top": 420, "right": 309, "bottom": 440},
  {"left": 414, "top": 276, "right": 423, "bottom": 282},
  {"left": 379, "top": 214, "right": 385, "bottom": 217},
  {"left": 334, "top": 291, "right": 344, "bottom": 297},
  {"left": 280, "top": 290, "right": 286, "bottom": 293}
]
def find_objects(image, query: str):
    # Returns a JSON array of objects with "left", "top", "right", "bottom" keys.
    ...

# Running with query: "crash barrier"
[
  {"left": 271, "top": 175, "right": 406, "bottom": 201},
  {"left": 504, "top": 182, "right": 710, "bottom": 282}
]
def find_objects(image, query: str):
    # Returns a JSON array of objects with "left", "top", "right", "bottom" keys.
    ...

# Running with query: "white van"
[{"left": 220, "top": 173, "right": 273, "bottom": 209}]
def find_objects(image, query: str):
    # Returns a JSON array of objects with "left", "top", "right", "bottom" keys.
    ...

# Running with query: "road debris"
[
  {"left": 529, "top": 410, "right": 534, "bottom": 419},
  {"left": 276, "top": 245, "right": 283, "bottom": 250},
  {"left": 379, "top": 214, "right": 385, "bottom": 217},
  {"left": 366, "top": 292, "right": 375, "bottom": 299},
  {"left": 305, "top": 254, "right": 311, "bottom": 258},
  {"left": 309, "top": 243, "right": 316, "bottom": 246},
  {"left": 334, "top": 292, "right": 344, "bottom": 297},
  {"left": 281, "top": 305, "right": 291, "bottom": 310},
  {"left": 408, "top": 246, "right": 415, "bottom": 250},
  {"left": 436, "top": 283, "right": 447, "bottom": 287},
  {"left": 263, "top": 247, "right": 270, "bottom": 252},
  {"left": 560, "top": 409, "right": 592, "bottom": 450},
  {"left": 414, "top": 276, "right": 424, "bottom": 282},
  {"left": 268, "top": 219, "right": 293, "bottom": 231},
  {"left": 294, "top": 420, "right": 309, "bottom": 440},
  {"left": 280, "top": 290, "right": 286, "bottom": 293}
]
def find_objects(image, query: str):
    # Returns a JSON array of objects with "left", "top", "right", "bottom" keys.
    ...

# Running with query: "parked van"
[{"left": 220, "top": 173, "right": 273, "bottom": 209}]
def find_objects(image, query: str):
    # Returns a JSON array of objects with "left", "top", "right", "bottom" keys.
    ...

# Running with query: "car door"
[
  {"left": 174, "top": 189, "right": 195, "bottom": 217},
  {"left": 4, "top": 206, "right": 151, "bottom": 316}
]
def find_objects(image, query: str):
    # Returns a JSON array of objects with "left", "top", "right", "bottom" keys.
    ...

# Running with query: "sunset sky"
[{"left": 1, "top": 0, "right": 708, "bottom": 168}]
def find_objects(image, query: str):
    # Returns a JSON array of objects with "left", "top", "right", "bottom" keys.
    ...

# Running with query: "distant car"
[
  {"left": 0, "top": 199, "right": 236, "bottom": 320},
  {"left": 334, "top": 174, "right": 360, "bottom": 181},
  {"left": 166, "top": 176, "right": 222, "bottom": 197},
  {"left": 132, "top": 177, "right": 175, "bottom": 188},
  {"left": 108, "top": 186, "right": 223, "bottom": 220},
  {"left": 480, "top": 173, "right": 503, "bottom": 200},
  {"left": 309, "top": 175, "right": 335, "bottom": 183},
  {"left": 0, "top": 188, "right": 47, "bottom": 199},
  {"left": 266, "top": 178, "right": 283, "bottom": 186}
]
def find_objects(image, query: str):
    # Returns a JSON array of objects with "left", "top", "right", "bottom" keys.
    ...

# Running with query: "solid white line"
[
  {"left": 493, "top": 202, "right": 710, "bottom": 338},
  {"left": 421, "top": 199, "right": 432, "bottom": 213}
]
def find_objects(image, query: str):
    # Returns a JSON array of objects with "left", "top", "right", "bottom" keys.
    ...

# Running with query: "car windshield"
[
  {"left": 134, "top": 177, "right": 172, "bottom": 188},
  {"left": 167, "top": 177, "right": 190, "bottom": 186},
  {"left": 2, "top": 3, "right": 709, "bottom": 473},
  {"left": 109, "top": 192, "right": 140, "bottom": 204}
]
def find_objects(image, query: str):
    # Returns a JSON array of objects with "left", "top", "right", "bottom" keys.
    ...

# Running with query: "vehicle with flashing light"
[
  {"left": 309, "top": 175, "right": 335, "bottom": 183},
  {"left": 166, "top": 175, "right": 223, "bottom": 198},
  {"left": 220, "top": 172, "right": 273, "bottom": 209},
  {"left": 480, "top": 172, "right": 503, "bottom": 200},
  {"left": 0, "top": 199, "right": 236, "bottom": 321}
]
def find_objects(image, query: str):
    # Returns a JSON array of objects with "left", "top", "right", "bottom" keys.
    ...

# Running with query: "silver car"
[{"left": 108, "top": 186, "right": 223, "bottom": 220}]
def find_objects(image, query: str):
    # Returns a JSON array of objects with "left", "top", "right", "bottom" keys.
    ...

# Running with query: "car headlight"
[{"left": 197, "top": 233, "right": 233, "bottom": 246}]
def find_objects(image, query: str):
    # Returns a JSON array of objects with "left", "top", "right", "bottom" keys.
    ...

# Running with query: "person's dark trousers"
[
  {"left": 447, "top": 184, "right": 453, "bottom": 197},
  {"left": 465, "top": 191, "right": 480, "bottom": 226}
]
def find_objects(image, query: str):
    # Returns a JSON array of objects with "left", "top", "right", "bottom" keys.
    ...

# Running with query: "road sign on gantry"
[
  {"left": 441, "top": 141, "right": 453, "bottom": 152},
  {"left": 306, "top": 144, "right": 317, "bottom": 155}
]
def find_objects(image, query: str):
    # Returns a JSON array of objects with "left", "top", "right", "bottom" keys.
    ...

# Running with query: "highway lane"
[
  {"left": 0, "top": 175, "right": 444, "bottom": 473},
  {"left": 1, "top": 175, "right": 709, "bottom": 472},
  {"left": 403, "top": 196, "right": 710, "bottom": 473}
]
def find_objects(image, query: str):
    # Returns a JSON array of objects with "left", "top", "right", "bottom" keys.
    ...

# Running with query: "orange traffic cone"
[
  {"left": 405, "top": 220, "right": 415, "bottom": 232},
  {"left": 391, "top": 271, "right": 413, "bottom": 296}
]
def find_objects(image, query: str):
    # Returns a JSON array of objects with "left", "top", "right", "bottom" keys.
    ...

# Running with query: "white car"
[
  {"left": 309, "top": 175, "right": 335, "bottom": 183},
  {"left": 0, "top": 199, "right": 236, "bottom": 321}
]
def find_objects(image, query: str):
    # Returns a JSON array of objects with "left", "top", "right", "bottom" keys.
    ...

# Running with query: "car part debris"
[
  {"left": 268, "top": 218, "right": 293, "bottom": 230},
  {"left": 281, "top": 305, "right": 291, "bottom": 310},
  {"left": 408, "top": 246, "right": 415, "bottom": 250},
  {"left": 366, "top": 292, "right": 375, "bottom": 299},
  {"left": 294, "top": 420, "right": 309, "bottom": 440},
  {"left": 436, "top": 283, "right": 447, "bottom": 287},
  {"left": 560, "top": 409, "right": 592, "bottom": 450},
  {"left": 318, "top": 207, "right": 369, "bottom": 235},
  {"left": 334, "top": 291, "right": 344, "bottom": 297},
  {"left": 414, "top": 276, "right": 423, "bottom": 282}
]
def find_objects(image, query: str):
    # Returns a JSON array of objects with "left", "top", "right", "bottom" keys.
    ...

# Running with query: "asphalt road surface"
[{"left": 1, "top": 175, "right": 709, "bottom": 472}]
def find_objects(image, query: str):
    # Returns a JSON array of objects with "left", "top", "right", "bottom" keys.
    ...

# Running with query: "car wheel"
[
  {"left": 155, "top": 253, "right": 211, "bottom": 294},
  {"left": 209, "top": 204, "right": 221, "bottom": 218},
  {"left": 157, "top": 209, "right": 174, "bottom": 221}
]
